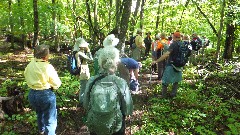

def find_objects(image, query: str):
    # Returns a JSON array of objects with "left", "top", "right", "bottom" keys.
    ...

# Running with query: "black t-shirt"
[{"left": 166, "top": 40, "right": 179, "bottom": 64}]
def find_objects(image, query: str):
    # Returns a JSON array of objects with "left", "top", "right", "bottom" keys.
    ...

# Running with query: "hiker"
[
  {"left": 144, "top": 31, "right": 152, "bottom": 58},
  {"left": 190, "top": 32, "right": 202, "bottom": 64},
  {"left": 151, "top": 34, "right": 161, "bottom": 73},
  {"left": 24, "top": 45, "right": 62, "bottom": 135},
  {"left": 83, "top": 47, "right": 133, "bottom": 135},
  {"left": 120, "top": 57, "right": 140, "bottom": 82},
  {"left": 73, "top": 37, "right": 93, "bottom": 104},
  {"left": 152, "top": 31, "right": 190, "bottom": 98},
  {"left": 132, "top": 28, "right": 146, "bottom": 61},
  {"left": 157, "top": 32, "right": 169, "bottom": 80},
  {"left": 121, "top": 57, "right": 141, "bottom": 92},
  {"left": 93, "top": 34, "right": 119, "bottom": 75}
]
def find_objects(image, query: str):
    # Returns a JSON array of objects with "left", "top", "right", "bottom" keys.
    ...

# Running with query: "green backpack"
[{"left": 87, "top": 75, "right": 123, "bottom": 135}]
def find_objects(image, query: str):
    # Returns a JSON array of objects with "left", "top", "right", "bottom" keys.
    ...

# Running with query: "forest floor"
[{"left": 0, "top": 41, "right": 161, "bottom": 135}]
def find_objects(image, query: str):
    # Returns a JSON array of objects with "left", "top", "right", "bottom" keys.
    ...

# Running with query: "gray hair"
[
  {"left": 34, "top": 45, "right": 49, "bottom": 59},
  {"left": 98, "top": 47, "right": 120, "bottom": 74}
]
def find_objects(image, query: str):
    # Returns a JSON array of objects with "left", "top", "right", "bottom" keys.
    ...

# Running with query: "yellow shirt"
[
  {"left": 24, "top": 58, "right": 62, "bottom": 90},
  {"left": 135, "top": 34, "right": 144, "bottom": 48}
]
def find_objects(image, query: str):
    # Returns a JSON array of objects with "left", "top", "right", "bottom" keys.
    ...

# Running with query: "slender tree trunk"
[
  {"left": 115, "top": 0, "right": 121, "bottom": 28},
  {"left": 139, "top": 0, "right": 145, "bottom": 29},
  {"left": 119, "top": 0, "right": 132, "bottom": 49},
  {"left": 8, "top": 0, "right": 14, "bottom": 49},
  {"left": 156, "top": 0, "right": 161, "bottom": 30},
  {"left": 33, "top": 0, "right": 39, "bottom": 48},
  {"left": 216, "top": 0, "right": 226, "bottom": 61},
  {"left": 93, "top": 0, "right": 98, "bottom": 45},
  {"left": 73, "top": 0, "right": 77, "bottom": 39},
  {"left": 86, "top": 0, "right": 93, "bottom": 40},
  {"left": 18, "top": 0, "right": 26, "bottom": 50},
  {"left": 130, "top": 0, "right": 140, "bottom": 32},
  {"left": 52, "top": 0, "right": 59, "bottom": 51}
]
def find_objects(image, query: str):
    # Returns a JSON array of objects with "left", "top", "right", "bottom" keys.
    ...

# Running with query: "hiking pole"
[{"left": 55, "top": 90, "right": 80, "bottom": 132}]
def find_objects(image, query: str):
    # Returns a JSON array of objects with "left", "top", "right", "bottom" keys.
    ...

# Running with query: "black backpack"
[
  {"left": 190, "top": 38, "right": 202, "bottom": 51},
  {"left": 171, "top": 41, "right": 191, "bottom": 67},
  {"left": 129, "top": 36, "right": 136, "bottom": 49}
]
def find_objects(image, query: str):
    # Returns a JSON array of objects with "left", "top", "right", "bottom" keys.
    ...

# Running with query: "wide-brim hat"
[
  {"left": 75, "top": 37, "right": 89, "bottom": 48},
  {"left": 103, "top": 34, "right": 119, "bottom": 47}
]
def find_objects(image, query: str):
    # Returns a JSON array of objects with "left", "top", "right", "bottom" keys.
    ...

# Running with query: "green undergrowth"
[
  {"left": 134, "top": 61, "right": 240, "bottom": 135},
  {"left": 0, "top": 49, "right": 239, "bottom": 134}
]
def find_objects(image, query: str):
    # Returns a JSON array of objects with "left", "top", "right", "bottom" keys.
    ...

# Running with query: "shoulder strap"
[{"left": 89, "top": 75, "right": 107, "bottom": 93}]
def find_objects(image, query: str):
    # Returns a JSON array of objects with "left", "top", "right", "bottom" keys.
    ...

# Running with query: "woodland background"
[{"left": 0, "top": 0, "right": 239, "bottom": 135}]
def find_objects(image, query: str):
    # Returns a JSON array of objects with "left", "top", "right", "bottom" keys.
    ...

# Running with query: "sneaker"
[{"left": 39, "top": 131, "right": 45, "bottom": 135}]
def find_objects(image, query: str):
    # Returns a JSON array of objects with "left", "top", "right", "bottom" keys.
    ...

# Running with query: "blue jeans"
[{"left": 28, "top": 89, "right": 57, "bottom": 135}]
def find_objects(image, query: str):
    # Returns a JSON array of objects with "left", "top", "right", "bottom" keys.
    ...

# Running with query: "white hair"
[{"left": 98, "top": 47, "right": 120, "bottom": 74}]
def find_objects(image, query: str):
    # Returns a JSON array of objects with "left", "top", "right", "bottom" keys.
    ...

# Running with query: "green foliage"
[
  {"left": 134, "top": 57, "right": 240, "bottom": 134},
  {"left": 141, "top": 57, "right": 152, "bottom": 72}
]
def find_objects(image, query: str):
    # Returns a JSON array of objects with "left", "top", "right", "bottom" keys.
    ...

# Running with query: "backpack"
[
  {"left": 190, "top": 37, "right": 202, "bottom": 51},
  {"left": 171, "top": 41, "right": 191, "bottom": 67},
  {"left": 87, "top": 75, "right": 123, "bottom": 135},
  {"left": 129, "top": 79, "right": 139, "bottom": 91},
  {"left": 129, "top": 36, "right": 136, "bottom": 49},
  {"left": 156, "top": 40, "right": 164, "bottom": 50},
  {"left": 67, "top": 51, "right": 80, "bottom": 75}
]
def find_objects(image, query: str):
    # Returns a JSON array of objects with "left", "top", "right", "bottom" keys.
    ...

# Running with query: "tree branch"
[{"left": 193, "top": 0, "right": 218, "bottom": 37}]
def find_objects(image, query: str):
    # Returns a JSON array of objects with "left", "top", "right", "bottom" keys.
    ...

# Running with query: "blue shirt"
[{"left": 120, "top": 58, "right": 139, "bottom": 69}]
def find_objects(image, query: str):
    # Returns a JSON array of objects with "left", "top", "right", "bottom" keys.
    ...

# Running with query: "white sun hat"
[
  {"left": 76, "top": 37, "right": 89, "bottom": 48},
  {"left": 103, "top": 34, "right": 119, "bottom": 47}
]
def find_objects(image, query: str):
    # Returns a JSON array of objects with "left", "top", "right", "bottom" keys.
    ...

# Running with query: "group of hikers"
[{"left": 23, "top": 29, "right": 210, "bottom": 135}]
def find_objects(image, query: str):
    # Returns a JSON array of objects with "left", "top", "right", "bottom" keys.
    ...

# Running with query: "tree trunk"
[
  {"left": 52, "top": 0, "right": 59, "bottom": 52},
  {"left": 139, "top": 0, "right": 145, "bottom": 29},
  {"left": 216, "top": 0, "right": 226, "bottom": 62},
  {"left": 73, "top": 0, "right": 77, "bottom": 39},
  {"left": 33, "top": 0, "right": 39, "bottom": 48},
  {"left": 93, "top": 0, "right": 98, "bottom": 45},
  {"left": 130, "top": 0, "right": 140, "bottom": 32},
  {"left": 156, "top": 0, "right": 161, "bottom": 29},
  {"left": 115, "top": 0, "right": 121, "bottom": 29},
  {"left": 223, "top": 0, "right": 236, "bottom": 60},
  {"left": 18, "top": 0, "right": 26, "bottom": 50},
  {"left": 119, "top": 0, "right": 132, "bottom": 50},
  {"left": 8, "top": 0, "right": 14, "bottom": 49},
  {"left": 86, "top": 0, "right": 94, "bottom": 41},
  {"left": 223, "top": 23, "right": 235, "bottom": 59}
]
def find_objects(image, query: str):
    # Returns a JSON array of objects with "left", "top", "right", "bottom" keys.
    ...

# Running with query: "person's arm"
[
  {"left": 48, "top": 65, "right": 62, "bottom": 90},
  {"left": 151, "top": 42, "right": 155, "bottom": 51},
  {"left": 75, "top": 52, "right": 81, "bottom": 68},
  {"left": 152, "top": 51, "right": 170, "bottom": 64}
]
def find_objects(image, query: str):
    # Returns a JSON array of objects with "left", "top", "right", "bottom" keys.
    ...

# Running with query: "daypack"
[
  {"left": 129, "top": 79, "right": 139, "bottom": 91},
  {"left": 190, "top": 37, "right": 202, "bottom": 51},
  {"left": 129, "top": 35, "right": 137, "bottom": 49},
  {"left": 67, "top": 51, "right": 80, "bottom": 75},
  {"left": 156, "top": 40, "right": 164, "bottom": 50},
  {"left": 87, "top": 75, "right": 123, "bottom": 135},
  {"left": 171, "top": 41, "right": 191, "bottom": 67}
]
